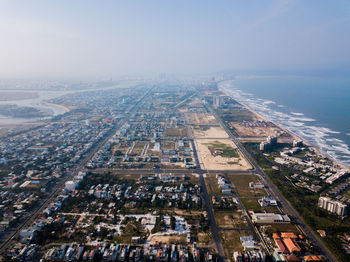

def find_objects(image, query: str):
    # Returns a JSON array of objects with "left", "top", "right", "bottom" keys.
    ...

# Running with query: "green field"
[
  {"left": 204, "top": 175, "right": 222, "bottom": 195},
  {"left": 228, "top": 174, "right": 267, "bottom": 197},
  {"left": 343, "top": 188, "right": 350, "bottom": 199},
  {"left": 206, "top": 141, "right": 239, "bottom": 158},
  {"left": 220, "top": 230, "right": 253, "bottom": 258},
  {"left": 241, "top": 198, "right": 261, "bottom": 211},
  {"left": 215, "top": 211, "right": 248, "bottom": 229}
]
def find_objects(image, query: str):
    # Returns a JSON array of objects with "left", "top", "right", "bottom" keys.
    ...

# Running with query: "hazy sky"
[{"left": 1, "top": 0, "right": 350, "bottom": 78}]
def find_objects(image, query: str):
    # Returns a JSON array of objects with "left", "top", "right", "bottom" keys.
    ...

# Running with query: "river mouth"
[{"left": 0, "top": 80, "right": 141, "bottom": 125}]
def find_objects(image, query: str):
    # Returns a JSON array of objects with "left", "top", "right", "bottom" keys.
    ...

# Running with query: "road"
[
  {"left": 199, "top": 174, "right": 226, "bottom": 261},
  {"left": 91, "top": 168, "right": 253, "bottom": 175},
  {"left": 0, "top": 124, "right": 118, "bottom": 253},
  {"left": 0, "top": 87, "right": 337, "bottom": 261},
  {"left": 0, "top": 86, "right": 153, "bottom": 255},
  {"left": 207, "top": 103, "right": 338, "bottom": 262}
]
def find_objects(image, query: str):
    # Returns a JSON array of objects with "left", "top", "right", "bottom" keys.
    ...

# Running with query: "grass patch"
[
  {"left": 215, "top": 211, "right": 247, "bottom": 229},
  {"left": 241, "top": 198, "right": 261, "bottom": 211},
  {"left": 204, "top": 175, "right": 221, "bottom": 195},
  {"left": 206, "top": 141, "right": 239, "bottom": 158},
  {"left": 198, "top": 232, "right": 213, "bottom": 246},
  {"left": 343, "top": 188, "right": 350, "bottom": 199},
  {"left": 220, "top": 230, "right": 253, "bottom": 258},
  {"left": 259, "top": 224, "right": 301, "bottom": 237},
  {"left": 228, "top": 174, "right": 267, "bottom": 197}
]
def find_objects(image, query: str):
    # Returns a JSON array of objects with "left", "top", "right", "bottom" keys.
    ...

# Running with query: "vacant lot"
[
  {"left": 240, "top": 198, "right": 281, "bottom": 213},
  {"left": 218, "top": 108, "right": 257, "bottom": 123},
  {"left": 241, "top": 198, "right": 262, "bottom": 211},
  {"left": 198, "top": 232, "right": 213, "bottom": 246},
  {"left": 343, "top": 188, "right": 350, "bottom": 199},
  {"left": 220, "top": 230, "right": 253, "bottom": 257},
  {"left": 165, "top": 127, "right": 188, "bottom": 137},
  {"left": 186, "top": 113, "right": 217, "bottom": 125},
  {"left": 228, "top": 174, "right": 267, "bottom": 197},
  {"left": 150, "top": 235, "right": 187, "bottom": 244},
  {"left": 192, "top": 126, "right": 229, "bottom": 139},
  {"left": 215, "top": 211, "right": 248, "bottom": 229},
  {"left": 204, "top": 175, "right": 221, "bottom": 195},
  {"left": 230, "top": 123, "right": 280, "bottom": 138},
  {"left": 196, "top": 139, "right": 251, "bottom": 170}
]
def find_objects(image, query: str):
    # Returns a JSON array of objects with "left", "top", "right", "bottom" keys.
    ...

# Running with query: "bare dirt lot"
[
  {"left": 198, "top": 232, "right": 213, "bottom": 246},
  {"left": 186, "top": 113, "right": 217, "bottom": 125},
  {"left": 165, "top": 127, "right": 188, "bottom": 137},
  {"left": 150, "top": 235, "right": 187, "bottom": 244},
  {"left": 220, "top": 230, "right": 253, "bottom": 257},
  {"left": 227, "top": 174, "right": 267, "bottom": 197},
  {"left": 196, "top": 139, "right": 252, "bottom": 170},
  {"left": 215, "top": 211, "right": 248, "bottom": 229},
  {"left": 229, "top": 122, "right": 283, "bottom": 138},
  {"left": 192, "top": 126, "right": 229, "bottom": 139}
]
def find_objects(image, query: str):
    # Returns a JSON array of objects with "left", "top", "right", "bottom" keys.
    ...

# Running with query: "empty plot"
[
  {"left": 165, "top": 127, "right": 188, "bottom": 137},
  {"left": 196, "top": 139, "right": 252, "bottom": 170},
  {"left": 192, "top": 126, "right": 229, "bottom": 139},
  {"left": 150, "top": 235, "right": 187, "bottom": 244},
  {"left": 220, "top": 230, "right": 253, "bottom": 257},
  {"left": 228, "top": 174, "right": 267, "bottom": 197},
  {"left": 204, "top": 175, "right": 221, "bottom": 195},
  {"left": 215, "top": 211, "right": 248, "bottom": 229},
  {"left": 186, "top": 113, "right": 217, "bottom": 125}
]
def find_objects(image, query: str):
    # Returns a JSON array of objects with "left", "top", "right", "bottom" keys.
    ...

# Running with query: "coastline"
[
  {"left": 43, "top": 101, "right": 70, "bottom": 113},
  {"left": 219, "top": 84, "right": 350, "bottom": 171}
]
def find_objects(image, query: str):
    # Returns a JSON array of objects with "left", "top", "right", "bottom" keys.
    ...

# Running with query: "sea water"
[{"left": 219, "top": 76, "right": 350, "bottom": 167}]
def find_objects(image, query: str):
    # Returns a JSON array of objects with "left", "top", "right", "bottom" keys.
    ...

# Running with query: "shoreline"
[
  {"left": 43, "top": 101, "right": 70, "bottom": 113},
  {"left": 219, "top": 84, "right": 350, "bottom": 171},
  {"left": 0, "top": 102, "right": 70, "bottom": 127}
]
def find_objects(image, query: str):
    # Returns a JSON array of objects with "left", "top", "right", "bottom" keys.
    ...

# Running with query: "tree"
[
  {"left": 170, "top": 216, "right": 176, "bottom": 230},
  {"left": 99, "top": 227, "right": 109, "bottom": 238}
]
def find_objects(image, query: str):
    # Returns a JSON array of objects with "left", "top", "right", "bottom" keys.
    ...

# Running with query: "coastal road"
[{"left": 207, "top": 102, "right": 338, "bottom": 262}]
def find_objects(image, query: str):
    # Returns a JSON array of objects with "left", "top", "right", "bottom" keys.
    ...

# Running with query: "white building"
[
  {"left": 250, "top": 212, "right": 290, "bottom": 224},
  {"left": 260, "top": 136, "right": 277, "bottom": 151},
  {"left": 318, "top": 196, "right": 347, "bottom": 216},
  {"left": 249, "top": 182, "right": 265, "bottom": 189},
  {"left": 213, "top": 96, "right": 221, "bottom": 109},
  {"left": 65, "top": 180, "right": 78, "bottom": 191},
  {"left": 293, "top": 140, "right": 303, "bottom": 147},
  {"left": 267, "top": 136, "right": 277, "bottom": 145},
  {"left": 258, "top": 196, "right": 277, "bottom": 207}
]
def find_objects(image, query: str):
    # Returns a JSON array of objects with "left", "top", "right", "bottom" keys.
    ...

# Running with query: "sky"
[{"left": 0, "top": 0, "right": 350, "bottom": 79}]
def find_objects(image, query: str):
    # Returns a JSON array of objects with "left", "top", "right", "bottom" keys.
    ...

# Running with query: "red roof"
[
  {"left": 283, "top": 238, "right": 301, "bottom": 253},
  {"left": 275, "top": 238, "right": 289, "bottom": 254}
]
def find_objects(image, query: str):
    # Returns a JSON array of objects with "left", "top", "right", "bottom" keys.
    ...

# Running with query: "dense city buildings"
[{"left": 0, "top": 80, "right": 348, "bottom": 261}]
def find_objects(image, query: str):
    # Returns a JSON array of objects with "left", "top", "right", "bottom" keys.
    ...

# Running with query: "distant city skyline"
[{"left": 1, "top": 0, "right": 350, "bottom": 78}]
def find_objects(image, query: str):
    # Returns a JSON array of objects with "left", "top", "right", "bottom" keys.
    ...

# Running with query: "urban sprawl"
[{"left": 0, "top": 80, "right": 349, "bottom": 262}]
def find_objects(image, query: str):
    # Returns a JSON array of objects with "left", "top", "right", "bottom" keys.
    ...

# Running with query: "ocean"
[{"left": 219, "top": 76, "right": 350, "bottom": 167}]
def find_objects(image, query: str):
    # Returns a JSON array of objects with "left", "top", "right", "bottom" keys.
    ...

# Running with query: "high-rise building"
[
  {"left": 213, "top": 96, "right": 221, "bottom": 109},
  {"left": 318, "top": 196, "right": 347, "bottom": 216}
]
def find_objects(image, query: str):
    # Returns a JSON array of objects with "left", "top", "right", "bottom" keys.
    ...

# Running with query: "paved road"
[
  {"left": 92, "top": 168, "right": 253, "bottom": 175},
  {"left": 0, "top": 124, "right": 119, "bottom": 254},
  {"left": 199, "top": 174, "right": 226, "bottom": 261},
  {"left": 207, "top": 103, "right": 338, "bottom": 262},
  {"left": 0, "top": 88, "right": 337, "bottom": 261}
]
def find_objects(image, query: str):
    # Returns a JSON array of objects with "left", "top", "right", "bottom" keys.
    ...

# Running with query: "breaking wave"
[{"left": 219, "top": 80, "right": 350, "bottom": 167}]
